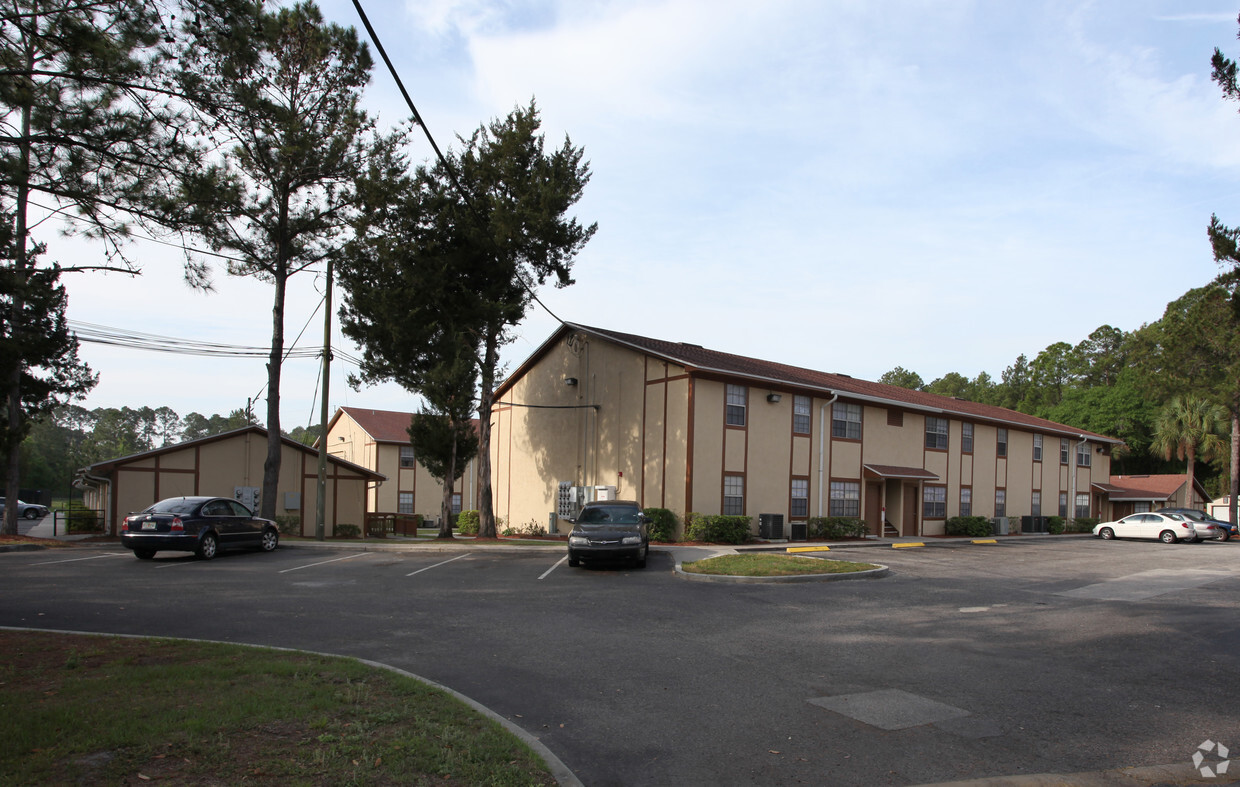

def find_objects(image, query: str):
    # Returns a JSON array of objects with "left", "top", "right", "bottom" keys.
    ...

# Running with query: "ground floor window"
[
  {"left": 1059, "top": 492, "right": 1068, "bottom": 517},
  {"left": 723, "top": 475, "right": 745, "bottom": 515},
  {"left": 995, "top": 489, "right": 1006, "bottom": 518},
  {"left": 452, "top": 493, "right": 462, "bottom": 515},
  {"left": 1032, "top": 491, "right": 1041, "bottom": 518},
  {"left": 398, "top": 492, "right": 413, "bottom": 515},
  {"left": 790, "top": 478, "right": 809, "bottom": 518},
  {"left": 1075, "top": 493, "right": 1090, "bottom": 519},
  {"left": 960, "top": 487, "right": 972, "bottom": 517},
  {"left": 923, "top": 485, "right": 946, "bottom": 519},
  {"left": 829, "top": 481, "right": 860, "bottom": 517},
  {"left": 1134, "top": 501, "right": 1150, "bottom": 513}
]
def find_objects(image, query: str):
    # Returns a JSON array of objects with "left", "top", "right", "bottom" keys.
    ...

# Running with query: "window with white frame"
[
  {"left": 829, "top": 481, "right": 860, "bottom": 517},
  {"left": 1032, "top": 490, "right": 1041, "bottom": 517},
  {"left": 925, "top": 417, "right": 948, "bottom": 450},
  {"left": 723, "top": 475, "right": 745, "bottom": 515},
  {"left": 831, "top": 402, "right": 862, "bottom": 440},
  {"left": 960, "top": 487, "right": 972, "bottom": 517},
  {"left": 995, "top": 489, "right": 1006, "bottom": 517},
  {"left": 997, "top": 428, "right": 1008, "bottom": 458},
  {"left": 1076, "top": 441, "right": 1091, "bottom": 467},
  {"left": 793, "top": 395, "right": 811, "bottom": 434},
  {"left": 726, "top": 385, "right": 747, "bottom": 426},
  {"left": 1060, "top": 438, "right": 1069, "bottom": 464},
  {"left": 400, "top": 445, "right": 416, "bottom": 468},
  {"left": 1059, "top": 492, "right": 1068, "bottom": 517},
  {"left": 962, "top": 423, "right": 974, "bottom": 453},
  {"left": 398, "top": 492, "right": 413, "bottom": 514},
  {"left": 1033, "top": 434, "right": 1043, "bottom": 462},
  {"left": 1075, "top": 493, "right": 1090, "bottom": 518},
  {"left": 790, "top": 478, "right": 809, "bottom": 518},
  {"left": 1134, "top": 501, "right": 1151, "bottom": 513},
  {"left": 923, "top": 485, "right": 947, "bottom": 518}
]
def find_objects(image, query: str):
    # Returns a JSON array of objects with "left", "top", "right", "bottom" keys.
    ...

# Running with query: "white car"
[{"left": 1094, "top": 512, "right": 1215, "bottom": 544}]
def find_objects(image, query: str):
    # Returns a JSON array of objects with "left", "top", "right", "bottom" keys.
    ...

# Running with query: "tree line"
[
  {"left": 1, "top": 0, "right": 593, "bottom": 536},
  {"left": 878, "top": 283, "right": 1239, "bottom": 506}
]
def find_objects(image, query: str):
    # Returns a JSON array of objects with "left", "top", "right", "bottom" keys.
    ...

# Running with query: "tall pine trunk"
[
  {"left": 438, "top": 429, "right": 457, "bottom": 539},
  {"left": 3, "top": 81, "right": 34, "bottom": 537},
  {"left": 476, "top": 329, "right": 499, "bottom": 538},
  {"left": 261, "top": 266, "right": 286, "bottom": 520}
]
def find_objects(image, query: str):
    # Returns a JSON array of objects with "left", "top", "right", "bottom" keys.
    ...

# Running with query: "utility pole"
[{"left": 315, "top": 257, "right": 333, "bottom": 541}]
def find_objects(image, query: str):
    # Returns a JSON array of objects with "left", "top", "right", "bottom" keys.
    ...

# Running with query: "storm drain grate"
[{"left": 807, "top": 688, "right": 970, "bottom": 731}]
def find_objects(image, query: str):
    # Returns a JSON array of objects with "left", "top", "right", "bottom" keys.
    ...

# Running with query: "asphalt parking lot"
[{"left": 2, "top": 536, "right": 1238, "bottom": 786}]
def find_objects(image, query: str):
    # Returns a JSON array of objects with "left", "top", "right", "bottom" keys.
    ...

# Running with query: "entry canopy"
[{"left": 863, "top": 464, "right": 941, "bottom": 481}]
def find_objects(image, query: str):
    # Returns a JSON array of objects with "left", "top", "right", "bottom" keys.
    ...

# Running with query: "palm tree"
[{"left": 1150, "top": 395, "right": 1228, "bottom": 504}]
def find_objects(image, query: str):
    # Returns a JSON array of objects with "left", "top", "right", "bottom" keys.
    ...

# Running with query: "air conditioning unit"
[
  {"left": 993, "top": 516, "right": 1010, "bottom": 535},
  {"left": 759, "top": 513, "right": 784, "bottom": 539}
]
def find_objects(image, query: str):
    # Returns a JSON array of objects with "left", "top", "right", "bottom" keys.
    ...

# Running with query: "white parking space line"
[
  {"left": 280, "top": 553, "right": 373, "bottom": 574},
  {"left": 539, "top": 556, "right": 567, "bottom": 580},
  {"left": 406, "top": 553, "right": 470, "bottom": 577},
  {"left": 31, "top": 552, "right": 131, "bottom": 565},
  {"left": 1059, "top": 568, "right": 1235, "bottom": 602}
]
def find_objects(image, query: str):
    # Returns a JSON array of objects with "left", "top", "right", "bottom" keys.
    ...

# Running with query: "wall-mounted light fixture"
[
  {"left": 766, "top": 393, "right": 781, "bottom": 403},
  {"left": 564, "top": 377, "right": 578, "bottom": 386}
]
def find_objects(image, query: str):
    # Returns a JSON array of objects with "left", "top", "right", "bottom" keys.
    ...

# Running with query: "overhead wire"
[{"left": 348, "top": 0, "right": 568, "bottom": 327}]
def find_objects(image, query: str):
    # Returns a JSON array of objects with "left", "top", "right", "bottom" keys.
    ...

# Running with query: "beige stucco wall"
[
  {"left": 490, "top": 334, "right": 1116, "bottom": 539},
  {"left": 326, "top": 411, "right": 478, "bottom": 523},
  {"left": 94, "top": 431, "right": 372, "bottom": 537}
]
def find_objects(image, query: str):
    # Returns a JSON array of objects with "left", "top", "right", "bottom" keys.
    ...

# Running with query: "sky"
[{"left": 46, "top": 0, "right": 1240, "bottom": 432}]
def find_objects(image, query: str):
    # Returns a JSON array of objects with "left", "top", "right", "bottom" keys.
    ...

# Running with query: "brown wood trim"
[
  {"left": 661, "top": 363, "right": 669, "bottom": 509},
  {"left": 685, "top": 376, "right": 695, "bottom": 513}
]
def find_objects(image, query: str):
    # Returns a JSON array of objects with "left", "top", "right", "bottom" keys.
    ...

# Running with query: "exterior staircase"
[{"left": 883, "top": 520, "right": 900, "bottom": 538}]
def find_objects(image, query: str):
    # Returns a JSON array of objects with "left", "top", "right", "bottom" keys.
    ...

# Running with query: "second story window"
[
  {"left": 726, "top": 384, "right": 747, "bottom": 427},
  {"left": 793, "top": 395, "right": 811, "bottom": 434},
  {"left": 1076, "top": 441, "right": 1092, "bottom": 467},
  {"left": 962, "top": 423, "right": 974, "bottom": 453},
  {"left": 997, "top": 428, "right": 1008, "bottom": 458},
  {"left": 831, "top": 402, "right": 862, "bottom": 440},
  {"left": 1033, "top": 434, "right": 1043, "bottom": 462},
  {"left": 925, "top": 417, "right": 948, "bottom": 450},
  {"left": 1060, "top": 438, "right": 1070, "bottom": 464},
  {"left": 400, "top": 446, "right": 416, "bottom": 468}
]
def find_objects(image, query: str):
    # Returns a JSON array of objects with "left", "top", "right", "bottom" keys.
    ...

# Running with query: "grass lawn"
[
  {"left": 680, "top": 553, "right": 878, "bottom": 576},
  {"left": 0, "top": 630, "right": 554, "bottom": 786}
]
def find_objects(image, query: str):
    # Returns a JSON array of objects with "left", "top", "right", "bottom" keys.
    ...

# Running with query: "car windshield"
[
  {"left": 576, "top": 506, "right": 642, "bottom": 525},
  {"left": 142, "top": 499, "right": 201, "bottom": 515}
]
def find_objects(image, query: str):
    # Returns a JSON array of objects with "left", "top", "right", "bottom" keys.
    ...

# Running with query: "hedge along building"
[
  {"left": 489, "top": 324, "right": 1124, "bottom": 538},
  {"left": 324, "top": 407, "right": 480, "bottom": 523},
  {"left": 75, "top": 426, "right": 384, "bottom": 537}
]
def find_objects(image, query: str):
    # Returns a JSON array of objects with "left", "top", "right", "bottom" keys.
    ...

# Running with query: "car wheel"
[
  {"left": 196, "top": 531, "right": 219, "bottom": 560},
  {"left": 260, "top": 528, "right": 279, "bottom": 552},
  {"left": 636, "top": 544, "right": 648, "bottom": 569},
  {"left": 133, "top": 548, "right": 156, "bottom": 560},
  {"left": 1219, "top": 531, "right": 1231, "bottom": 542},
  {"left": 1159, "top": 530, "right": 1178, "bottom": 544},
  {"left": 23, "top": 508, "right": 39, "bottom": 520},
  {"left": 1098, "top": 527, "right": 1114, "bottom": 540}
]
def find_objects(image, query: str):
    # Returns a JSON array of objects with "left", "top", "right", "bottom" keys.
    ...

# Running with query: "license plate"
[{"left": 142, "top": 521, "right": 156, "bottom": 530}]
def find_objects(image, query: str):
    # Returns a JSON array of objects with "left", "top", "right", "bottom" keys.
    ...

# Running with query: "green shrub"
[
  {"left": 685, "top": 513, "right": 752, "bottom": 544},
  {"left": 1047, "top": 516, "right": 1065, "bottom": 535},
  {"left": 806, "top": 516, "right": 867, "bottom": 539},
  {"left": 334, "top": 523, "right": 360, "bottom": 539},
  {"left": 946, "top": 516, "right": 993, "bottom": 537},
  {"left": 643, "top": 508, "right": 678, "bottom": 542},
  {"left": 457, "top": 510, "right": 480, "bottom": 535},
  {"left": 65, "top": 509, "right": 101, "bottom": 533},
  {"left": 274, "top": 515, "right": 301, "bottom": 536},
  {"left": 1069, "top": 517, "right": 1099, "bottom": 533}
]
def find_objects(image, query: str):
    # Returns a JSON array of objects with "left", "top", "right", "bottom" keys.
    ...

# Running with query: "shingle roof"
[
  {"left": 536, "top": 323, "right": 1121, "bottom": 444},
  {"left": 1104, "top": 474, "right": 1192, "bottom": 501},
  {"left": 339, "top": 407, "right": 416, "bottom": 443}
]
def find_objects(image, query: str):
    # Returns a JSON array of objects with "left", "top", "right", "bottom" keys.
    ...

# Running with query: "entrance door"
[
  {"left": 903, "top": 484, "right": 919, "bottom": 537},
  {"left": 865, "top": 482, "right": 883, "bottom": 536}
]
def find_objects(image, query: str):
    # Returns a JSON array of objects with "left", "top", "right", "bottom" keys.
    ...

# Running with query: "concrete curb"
[
  {"left": 673, "top": 560, "right": 890, "bottom": 583},
  {"left": 0, "top": 626, "right": 583, "bottom": 787}
]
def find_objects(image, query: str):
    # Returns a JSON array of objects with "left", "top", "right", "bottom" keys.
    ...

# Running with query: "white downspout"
[
  {"left": 817, "top": 393, "right": 840, "bottom": 517},
  {"left": 1069, "top": 434, "right": 1088, "bottom": 527}
]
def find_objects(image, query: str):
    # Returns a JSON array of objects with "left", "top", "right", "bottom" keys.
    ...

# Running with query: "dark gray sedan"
[
  {"left": 567, "top": 500, "right": 649, "bottom": 568},
  {"left": 120, "top": 496, "right": 279, "bottom": 560}
]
